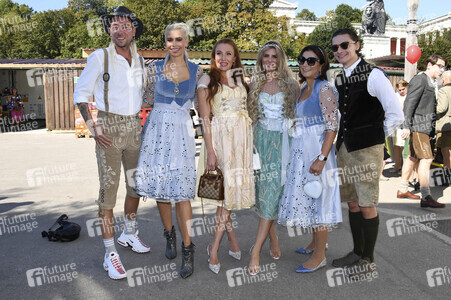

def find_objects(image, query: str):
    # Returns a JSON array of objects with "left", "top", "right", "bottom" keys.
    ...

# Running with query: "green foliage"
[
  {"left": 182, "top": 0, "right": 304, "bottom": 58},
  {"left": 0, "top": 0, "right": 33, "bottom": 58},
  {"left": 296, "top": 9, "right": 317, "bottom": 21},
  {"left": 124, "top": 0, "right": 182, "bottom": 49},
  {"left": 0, "top": 0, "right": 32, "bottom": 16},
  {"left": 305, "top": 15, "right": 356, "bottom": 63},
  {"left": 335, "top": 4, "right": 362, "bottom": 23},
  {"left": 418, "top": 30, "right": 451, "bottom": 71}
]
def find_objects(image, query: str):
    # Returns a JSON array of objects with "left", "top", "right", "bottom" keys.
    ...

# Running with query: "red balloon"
[{"left": 406, "top": 45, "right": 421, "bottom": 64}]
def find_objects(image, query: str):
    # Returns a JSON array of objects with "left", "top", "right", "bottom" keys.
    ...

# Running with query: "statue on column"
[{"left": 362, "top": 0, "right": 386, "bottom": 35}]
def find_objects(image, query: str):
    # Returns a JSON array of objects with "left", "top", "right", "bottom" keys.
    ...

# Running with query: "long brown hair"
[{"left": 206, "top": 38, "right": 249, "bottom": 106}]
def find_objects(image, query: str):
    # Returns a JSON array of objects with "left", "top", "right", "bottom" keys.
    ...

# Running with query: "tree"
[
  {"left": 0, "top": 0, "right": 32, "bottom": 16},
  {"left": 318, "top": 10, "right": 335, "bottom": 22},
  {"left": 59, "top": 0, "right": 113, "bottom": 58},
  {"left": 296, "top": 9, "right": 316, "bottom": 21},
  {"left": 334, "top": 4, "right": 362, "bottom": 23},
  {"left": 124, "top": 0, "right": 182, "bottom": 49},
  {"left": 0, "top": 0, "right": 33, "bottom": 58},
  {"left": 417, "top": 30, "right": 451, "bottom": 71},
  {"left": 305, "top": 15, "right": 358, "bottom": 63},
  {"left": 318, "top": 4, "right": 363, "bottom": 23},
  {"left": 181, "top": 0, "right": 304, "bottom": 58}
]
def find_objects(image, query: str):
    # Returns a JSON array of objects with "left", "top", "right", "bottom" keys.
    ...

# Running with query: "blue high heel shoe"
[
  {"left": 295, "top": 247, "right": 313, "bottom": 254},
  {"left": 295, "top": 243, "right": 328, "bottom": 255},
  {"left": 296, "top": 258, "right": 327, "bottom": 273}
]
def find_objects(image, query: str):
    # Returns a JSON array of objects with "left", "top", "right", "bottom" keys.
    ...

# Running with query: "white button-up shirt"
[
  {"left": 343, "top": 58, "right": 404, "bottom": 137},
  {"left": 74, "top": 47, "right": 144, "bottom": 116}
]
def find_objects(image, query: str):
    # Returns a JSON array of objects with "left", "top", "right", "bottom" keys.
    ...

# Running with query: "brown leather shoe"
[
  {"left": 421, "top": 195, "right": 446, "bottom": 208},
  {"left": 397, "top": 190, "right": 420, "bottom": 199}
]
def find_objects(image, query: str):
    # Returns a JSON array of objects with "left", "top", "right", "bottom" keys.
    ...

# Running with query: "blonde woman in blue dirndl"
[{"left": 134, "top": 23, "right": 203, "bottom": 279}]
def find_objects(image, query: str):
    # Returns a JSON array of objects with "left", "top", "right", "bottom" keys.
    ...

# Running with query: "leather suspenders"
[
  {"left": 102, "top": 48, "right": 110, "bottom": 117},
  {"left": 101, "top": 48, "right": 145, "bottom": 118}
]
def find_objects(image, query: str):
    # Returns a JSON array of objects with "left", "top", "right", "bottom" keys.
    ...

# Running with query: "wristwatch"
[{"left": 318, "top": 154, "right": 327, "bottom": 161}]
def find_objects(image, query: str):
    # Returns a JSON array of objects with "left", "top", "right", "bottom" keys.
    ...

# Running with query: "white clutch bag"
[
  {"left": 253, "top": 146, "right": 261, "bottom": 170},
  {"left": 304, "top": 177, "right": 322, "bottom": 199}
]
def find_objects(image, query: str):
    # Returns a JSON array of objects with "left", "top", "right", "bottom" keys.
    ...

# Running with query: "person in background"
[
  {"left": 391, "top": 80, "right": 409, "bottom": 174},
  {"left": 10, "top": 88, "right": 24, "bottom": 127},
  {"left": 436, "top": 70, "right": 451, "bottom": 175},
  {"left": 400, "top": 54, "right": 447, "bottom": 208}
]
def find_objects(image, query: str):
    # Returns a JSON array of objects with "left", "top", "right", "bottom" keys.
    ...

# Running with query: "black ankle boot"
[
  {"left": 163, "top": 226, "right": 177, "bottom": 259},
  {"left": 180, "top": 242, "right": 195, "bottom": 279}
]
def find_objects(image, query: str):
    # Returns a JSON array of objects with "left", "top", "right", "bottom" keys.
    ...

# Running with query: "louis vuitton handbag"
[{"left": 198, "top": 167, "right": 225, "bottom": 200}]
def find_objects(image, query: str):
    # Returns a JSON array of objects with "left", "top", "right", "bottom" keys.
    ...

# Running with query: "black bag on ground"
[{"left": 41, "top": 214, "right": 81, "bottom": 242}]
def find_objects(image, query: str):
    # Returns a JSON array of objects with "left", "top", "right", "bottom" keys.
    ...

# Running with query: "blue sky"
[{"left": 15, "top": 0, "right": 451, "bottom": 25}]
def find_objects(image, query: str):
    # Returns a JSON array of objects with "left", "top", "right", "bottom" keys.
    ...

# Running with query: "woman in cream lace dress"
[{"left": 196, "top": 38, "right": 255, "bottom": 274}]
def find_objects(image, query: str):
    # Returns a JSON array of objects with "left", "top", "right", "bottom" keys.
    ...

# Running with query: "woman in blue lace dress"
[
  {"left": 278, "top": 45, "right": 342, "bottom": 273},
  {"left": 134, "top": 23, "right": 203, "bottom": 279},
  {"left": 246, "top": 41, "right": 300, "bottom": 275}
]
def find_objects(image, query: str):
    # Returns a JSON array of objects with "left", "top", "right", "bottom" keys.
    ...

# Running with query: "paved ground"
[{"left": 1, "top": 130, "right": 450, "bottom": 299}]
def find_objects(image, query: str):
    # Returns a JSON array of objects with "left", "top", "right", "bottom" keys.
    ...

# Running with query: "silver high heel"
[
  {"left": 207, "top": 244, "right": 220, "bottom": 274},
  {"left": 228, "top": 250, "right": 241, "bottom": 261}
]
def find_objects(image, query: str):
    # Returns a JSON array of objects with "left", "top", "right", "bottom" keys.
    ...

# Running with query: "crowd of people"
[{"left": 73, "top": 6, "right": 449, "bottom": 281}]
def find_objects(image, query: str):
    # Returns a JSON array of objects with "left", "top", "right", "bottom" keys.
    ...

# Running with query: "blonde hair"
[
  {"left": 247, "top": 41, "right": 296, "bottom": 123},
  {"left": 165, "top": 22, "right": 190, "bottom": 41},
  {"left": 164, "top": 22, "right": 190, "bottom": 60}
]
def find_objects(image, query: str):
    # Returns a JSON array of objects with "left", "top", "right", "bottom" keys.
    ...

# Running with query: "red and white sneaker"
[
  {"left": 117, "top": 230, "right": 151, "bottom": 253},
  {"left": 103, "top": 252, "right": 127, "bottom": 280}
]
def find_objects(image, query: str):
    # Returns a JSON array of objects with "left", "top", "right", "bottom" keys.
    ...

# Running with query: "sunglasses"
[
  {"left": 298, "top": 56, "right": 320, "bottom": 66},
  {"left": 331, "top": 41, "right": 357, "bottom": 52}
]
